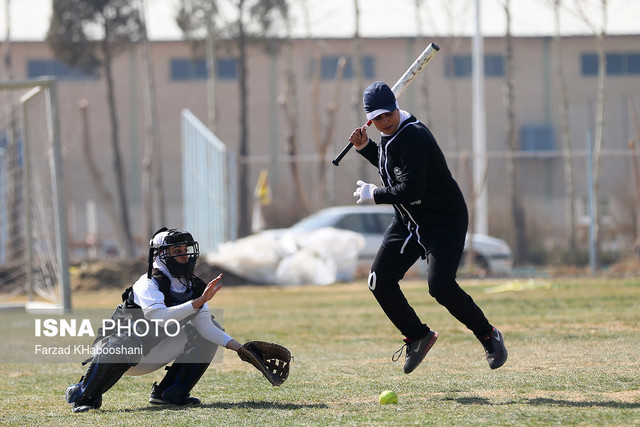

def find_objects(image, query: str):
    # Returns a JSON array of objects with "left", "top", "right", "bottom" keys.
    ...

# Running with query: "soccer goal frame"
[{"left": 0, "top": 78, "right": 71, "bottom": 311}]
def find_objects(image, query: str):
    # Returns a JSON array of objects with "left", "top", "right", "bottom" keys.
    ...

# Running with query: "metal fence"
[{"left": 181, "top": 109, "right": 237, "bottom": 254}]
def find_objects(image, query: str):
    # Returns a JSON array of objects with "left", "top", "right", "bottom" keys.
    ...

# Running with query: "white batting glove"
[{"left": 353, "top": 180, "right": 378, "bottom": 205}]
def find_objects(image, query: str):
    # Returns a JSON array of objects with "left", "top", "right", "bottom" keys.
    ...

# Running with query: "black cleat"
[
  {"left": 393, "top": 330, "right": 439, "bottom": 374},
  {"left": 70, "top": 395, "right": 102, "bottom": 413},
  {"left": 481, "top": 327, "right": 508, "bottom": 369},
  {"left": 66, "top": 381, "right": 102, "bottom": 413},
  {"left": 65, "top": 383, "right": 81, "bottom": 404},
  {"left": 149, "top": 382, "right": 201, "bottom": 406}
]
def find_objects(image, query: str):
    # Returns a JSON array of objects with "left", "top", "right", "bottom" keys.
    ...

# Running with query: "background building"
[{"left": 4, "top": 33, "right": 640, "bottom": 260}]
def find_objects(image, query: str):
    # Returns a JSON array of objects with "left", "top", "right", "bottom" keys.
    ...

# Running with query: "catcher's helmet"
[{"left": 147, "top": 227, "right": 199, "bottom": 279}]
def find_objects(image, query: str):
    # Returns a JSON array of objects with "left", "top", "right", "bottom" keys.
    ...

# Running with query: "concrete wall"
[{"left": 6, "top": 34, "right": 640, "bottom": 255}]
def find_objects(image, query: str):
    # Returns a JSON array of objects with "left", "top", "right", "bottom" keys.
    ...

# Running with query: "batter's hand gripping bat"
[{"left": 331, "top": 42, "right": 440, "bottom": 166}]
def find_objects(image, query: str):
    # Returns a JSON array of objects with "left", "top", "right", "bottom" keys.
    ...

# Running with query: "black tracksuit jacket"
[{"left": 358, "top": 113, "right": 468, "bottom": 257}]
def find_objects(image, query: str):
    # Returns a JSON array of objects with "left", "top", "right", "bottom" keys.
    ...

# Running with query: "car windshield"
[
  {"left": 289, "top": 209, "right": 395, "bottom": 235},
  {"left": 290, "top": 212, "right": 341, "bottom": 231}
]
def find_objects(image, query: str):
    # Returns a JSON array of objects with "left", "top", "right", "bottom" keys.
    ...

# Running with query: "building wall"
[{"left": 6, "top": 34, "right": 640, "bottom": 255}]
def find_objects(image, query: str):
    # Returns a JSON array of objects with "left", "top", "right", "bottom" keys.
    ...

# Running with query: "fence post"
[{"left": 586, "top": 130, "right": 596, "bottom": 275}]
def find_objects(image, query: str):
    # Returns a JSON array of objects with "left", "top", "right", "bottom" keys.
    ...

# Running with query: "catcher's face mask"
[
  {"left": 148, "top": 228, "right": 199, "bottom": 278},
  {"left": 159, "top": 242, "right": 199, "bottom": 278}
]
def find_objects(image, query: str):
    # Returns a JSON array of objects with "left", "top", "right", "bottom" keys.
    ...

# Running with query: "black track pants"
[{"left": 368, "top": 235, "right": 492, "bottom": 341}]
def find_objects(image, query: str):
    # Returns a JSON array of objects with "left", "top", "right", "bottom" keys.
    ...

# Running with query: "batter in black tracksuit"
[{"left": 356, "top": 111, "right": 493, "bottom": 343}]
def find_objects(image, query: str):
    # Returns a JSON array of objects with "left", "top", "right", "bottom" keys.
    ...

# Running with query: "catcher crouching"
[{"left": 65, "top": 228, "right": 291, "bottom": 413}]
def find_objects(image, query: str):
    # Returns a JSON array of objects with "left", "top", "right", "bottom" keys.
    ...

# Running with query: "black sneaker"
[
  {"left": 393, "top": 330, "right": 439, "bottom": 374},
  {"left": 480, "top": 327, "right": 508, "bottom": 369},
  {"left": 149, "top": 382, "right": 201, "bottom": 406},
  {"left": 71, "top": 395, "right": 102, "bottom": 413},
  {"left": 66, "top": 382, "right": 102, "bottom": 413}
]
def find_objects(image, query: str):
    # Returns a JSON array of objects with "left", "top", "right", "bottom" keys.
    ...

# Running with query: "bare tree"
[
  {"left": 235, "top": 0, "right": 251, "bottom": 236},
  {"left": 279, "top": 35, "right": 311, "bottom": 216},
  {"left": 627, "top": 97, "right": 640, "bottom": 257},
  {"left": 240, "top": 0, "right": 288, "bottom": 235},
  {"left": 316, "top": 57, "right": 347, "bottom": 209},
  {"left": 302, "top": 1, "right": 320, "bottom": 171},
  {"left": 549, "top": 0, "right": 578, "bottom": 252},
  {"left": 1, "top": 0, "right": 12, "bottom": 86},
  {"left": 351, "top": 0, "right": 367, "bottom": 180},
  {"left": 78, "top": 100, "right": 131, "bottom": 257},
  {"left": 276, "top": 1, "right": 310, "bottom": 216},
  {"left": 176, "top": 0, "right": 221, "bottom": 132},
  {"left": 271, "top": 2, "right": 313, "bottom": 216},
  {"left": 301, "top": 1, "right": 346, "bottom": 209},
  {"left": 176, "top": 0, "right": 289, "bottom": 237},
  {"left": 138, "top": 0, "right": 166, "bottom": 239},
  {"left": 575, "top": 0, "right": 608, "bottom": 269},
  {"left": 500, "top": 0, "right": 528, "bottom": 264},
  {"left": 47, "top": 0, "right": 141, "bottom": 257},
  {"left": 413, "top": 0, "right": 431, "bottom": 127},
  {"left": 442, "top": 1, "right": 464, "bottom": 175},
  {"left": 629, "top": 139, "right": 640, "bottom": 258},
  {"left": 2, "top": 0, "right": 23, "bottom": 263}
]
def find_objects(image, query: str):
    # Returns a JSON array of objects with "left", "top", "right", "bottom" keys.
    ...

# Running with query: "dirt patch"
[
  {"left": 70, "top": 258, "right": 148, "bottom": 292},
  {"left": 70, "top": 258, "right": 257, "bottom": 292},
  {"left": 606, "top": 255, "right": 640, "bottom": 276},
  {"left": 68, "top": 253, "right": 640, "bottom": 293}
]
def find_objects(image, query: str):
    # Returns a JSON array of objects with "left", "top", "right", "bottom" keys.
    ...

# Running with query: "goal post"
[{"left": 0, "top": 78, "right": 71, "bottom": 311}]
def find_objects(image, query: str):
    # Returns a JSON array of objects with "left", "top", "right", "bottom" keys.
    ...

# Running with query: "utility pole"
[{"left": 472, "top": 0, "right": 488, "bottom": 235}]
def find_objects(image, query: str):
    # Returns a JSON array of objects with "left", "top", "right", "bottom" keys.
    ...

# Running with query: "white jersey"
[{"left": 132, "top": 258, "right": 233, "bottom": 347}]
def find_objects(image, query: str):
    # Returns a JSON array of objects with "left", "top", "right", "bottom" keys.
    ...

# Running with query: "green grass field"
[{"left": 1, "top": 277, "right": 639, "bottom": 426}]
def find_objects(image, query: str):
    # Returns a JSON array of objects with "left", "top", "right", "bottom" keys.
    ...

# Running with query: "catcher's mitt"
[{"left": 237, "top": 340, "right": 292, "bottom": 386}]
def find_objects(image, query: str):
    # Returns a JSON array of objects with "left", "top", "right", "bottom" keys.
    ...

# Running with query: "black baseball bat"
[{"left": 331, "top": 42, "right": 440, "bottom": 166}]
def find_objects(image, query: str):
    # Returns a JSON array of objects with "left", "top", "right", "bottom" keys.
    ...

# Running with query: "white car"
[{"left": 267, "top": 205, "right": 513, "bottom": 276}]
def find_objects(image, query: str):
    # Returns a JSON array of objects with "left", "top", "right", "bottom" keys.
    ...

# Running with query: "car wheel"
[{"left": 474, "top": 255, "right": 489, "bottom": 277}]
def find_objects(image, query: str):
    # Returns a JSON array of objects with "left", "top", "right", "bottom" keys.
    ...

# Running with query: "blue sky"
[{"left": 2, "top": 0, "right": 638, "bottom": 41}]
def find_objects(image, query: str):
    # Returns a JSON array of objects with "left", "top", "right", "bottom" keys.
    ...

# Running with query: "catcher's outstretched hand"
[
  {"left": 237, "top": 341, "right": 292, "bottom": 386},
  {"left": 192, "top": 273, "right": 223, "bottom": 309}
]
